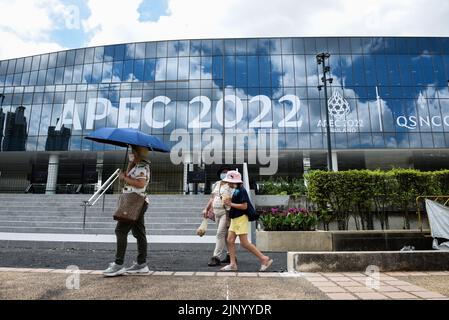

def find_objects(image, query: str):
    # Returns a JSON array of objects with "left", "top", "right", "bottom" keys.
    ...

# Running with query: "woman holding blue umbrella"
[
  {"left": 103, "top": 145, "right": 152, "bottom": 277},
  {"left": 84, "top": 127, "right": 170, "bottom": 277}
]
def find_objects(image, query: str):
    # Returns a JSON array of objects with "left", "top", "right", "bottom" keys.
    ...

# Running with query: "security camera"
[{"left": 328, "top": 78, "right": 333, "bottom": 84}]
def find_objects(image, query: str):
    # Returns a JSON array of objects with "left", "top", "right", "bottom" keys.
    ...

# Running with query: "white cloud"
[
  {"left": 2, "top": 0, "right": 449, "bottom": 59},
  {"left": 84, "top": 0, "right": 449, "bottom": 47},
  {"left": 0, "top": 0, "right": 73, "bottom": 59}
]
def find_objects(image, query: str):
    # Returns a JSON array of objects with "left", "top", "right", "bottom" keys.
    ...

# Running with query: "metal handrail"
[
  {"left": 416, "top": 195, "right": 449, "bottom": 232},
  {"left": 80, "top": 168, "right": 121, "bottom": 229}
]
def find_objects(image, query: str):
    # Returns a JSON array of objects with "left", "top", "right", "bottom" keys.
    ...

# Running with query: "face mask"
[
  {"left": 220, "top": 173, "right": 227, "bottom": 180},
  {"left": 128, "top": 154, "right": 135, "bottom": 162}
]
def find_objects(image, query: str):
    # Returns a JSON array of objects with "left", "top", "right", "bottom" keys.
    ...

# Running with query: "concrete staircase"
[{"left": 0, "top": 194, "right": 213, "bottom": 236}]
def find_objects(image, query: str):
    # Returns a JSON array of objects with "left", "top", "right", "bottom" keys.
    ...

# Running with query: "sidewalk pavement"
[
  {"left": 1, "top": 268, "right": 448, "bottom": 300},
  {"left": 1, "top": 246, "right": 449, "bottom": 300}
]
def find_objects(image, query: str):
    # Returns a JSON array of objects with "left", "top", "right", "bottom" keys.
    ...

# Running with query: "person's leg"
[
  {"left": 115, "top": 221, "right": 133, "bottom": 265},
  {"left": 213, "top": 212, "right": 228, "bottom": 258},
  {"left": 239, "top": 234, "right": 271, "bottom": 264},
  {"left": 131, "top": 203, "right": 148, "bottom": 265},
  {"left": 226, "top": 231, "right": 238, "bottom": 267}
]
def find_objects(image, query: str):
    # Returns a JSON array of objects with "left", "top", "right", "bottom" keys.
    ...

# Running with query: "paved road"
[{"left": 0, "top": 245, "right": 287, "bottom": 273}]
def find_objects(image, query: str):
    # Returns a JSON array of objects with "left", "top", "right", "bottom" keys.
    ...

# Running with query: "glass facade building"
[{"left": 1, "top": 37, "right": 449, "bottom": 193}]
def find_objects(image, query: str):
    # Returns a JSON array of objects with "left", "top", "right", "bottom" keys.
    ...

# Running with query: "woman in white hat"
[{"left": 220, "top": 170, "right": 273, "bottom": 272}]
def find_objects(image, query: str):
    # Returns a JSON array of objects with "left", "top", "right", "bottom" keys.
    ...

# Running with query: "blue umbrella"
[{"left": 84, "top": 127, "right": 170, "bottom": 153}]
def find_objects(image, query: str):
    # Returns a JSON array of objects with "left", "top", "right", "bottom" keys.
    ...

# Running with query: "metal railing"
[
  {"left": 80, "top": 168, "right": 120, "bottom": 229},
  {"left": 415, "top": 195, "right": 449, "bottom": 232}
]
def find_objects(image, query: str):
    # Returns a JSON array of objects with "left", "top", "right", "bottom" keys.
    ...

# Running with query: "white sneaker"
[
  {"left": 125, "top": 262, "right": 150, "bottom": 274},
  {"left": 103, "top": 262, "right": 126, "bottom": 277}
]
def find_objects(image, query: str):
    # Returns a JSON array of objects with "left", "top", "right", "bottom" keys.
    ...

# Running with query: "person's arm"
[
  {"left": 202, "top": 198, "right": 213, "bottom": 218},
  {"left": 123, "top": 175, "right": 146, "bottom": 189},
  {"left": 224, "top": 188, "right": 248, "bottom": 210}
]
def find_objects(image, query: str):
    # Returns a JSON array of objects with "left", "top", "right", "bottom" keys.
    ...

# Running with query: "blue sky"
[{"left": 0, "top": 0, "right": 448, "bottom": 60}]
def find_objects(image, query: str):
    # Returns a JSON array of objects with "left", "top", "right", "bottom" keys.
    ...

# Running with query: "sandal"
[
  {"left": 220, "top": 264, "right": 238, "bottom": 272},
  {"left": 259, "top": 259, "right": 273, "bottom": 272}
]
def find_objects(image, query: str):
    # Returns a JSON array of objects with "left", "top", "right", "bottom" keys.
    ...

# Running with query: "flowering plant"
[{"left": 259, "top": 207, "right": 317, "bottom": 231}]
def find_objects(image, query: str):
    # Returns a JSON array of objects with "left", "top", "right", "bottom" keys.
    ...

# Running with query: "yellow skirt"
[{"left": 229, "top": 214, "right": 249, "bottom": 235}]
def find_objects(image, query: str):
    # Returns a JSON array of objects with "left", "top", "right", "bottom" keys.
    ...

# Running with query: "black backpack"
[{"left": 246, "top": 198, "right": 259, "bottom": 222}]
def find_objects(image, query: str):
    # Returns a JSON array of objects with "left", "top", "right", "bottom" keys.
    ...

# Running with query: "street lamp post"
[{"left": 316, "top": 53, "right": 334, "bottom": 171}]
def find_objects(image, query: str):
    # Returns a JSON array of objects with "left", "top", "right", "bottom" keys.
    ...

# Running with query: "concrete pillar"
[
  {"left": 183, "top": 153, "right": 193, "bottom": 195},
  {"left": 303, "top": 153, "right": 311, "bottom": 187},
  {"left": 45, "top": 154, "right": 59, "bottom": 194},
  {"left": 331, "top": 151, "right": 339, "bottom": 172},
  {"left": 95, "top": 152, "right": 104, "bottom": 192}
]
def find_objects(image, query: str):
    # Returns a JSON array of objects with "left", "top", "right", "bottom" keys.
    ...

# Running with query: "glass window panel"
[
  {"left": 82, "top": 63, "right": 93, "bottom": 83},
  {"left": 352, "top": 55, "right": 365, "bottom": 86},
  {"left": 270, "top": 55, "right": 282, "bottom": 88},
  {"left": 112, "top": 61, "right": 123, "bottom": 82},
  {"left": 145, "top": 42, "right": 157, "bottom": 58},
  {"left": 224, "top": 56, "right": 236, "bottom": 87},
  {"left": 294, "top": 55, "right": 307, "bottom": 86},
  {"left": 190, "top": 40, "right": 201, "bottom": 56},
  {"left": 15, "top": 58, "right": 24, "bottom": 73},
  {"left": 247, "top": 56, "right": 259, "bottom": 88},
  {"left": 259, "top": 56, "right": 270, "bottom": 87},
  {"left": 112, "top": 44, "right": 125, "bottom": 61},
  {"left": 202, "top": 40, "right": 212, "bottom": 55},
  {"left": 0, "top": 60, "right": 8, "bottom": 75},
  {"left": 374, "top": 55, "right": 388, "bottom": 85},
  {"left": 212, "top": 56, "right": 222, "bottom": 80},
  {"left": 65, "top": 51, "right": 75, "bottom": 66},
  {"left": 84, "top": 48, "right": 95, "bottom": 64},
  {"left": 31, "top": 56, "right": 41, "bottom": 71},
  {"left": 63, "top": 66, "right": 73, "bottom": 84},
  {"left": 28, "top": 105, "right": 42, "bottom": 135},
  {"left": 281, "top": 38, "right": 293, "bottom": 54},
  {"left": 418, "top": 55, "right": 434, "bottom": 85},
  {"left": 130, "top": 60, "right": 143, "bottom": 82},
  {"left": 339, "top": 38, "right": 351, "bottom": 54},
  {"left": 224, "top": 39, "right": 235, "bottom": 55},
  {"left": 315, "top": 38, "right": 328, "bottom": 53},
  {"left": 123, "top": 60, "right": 134, "bottom": 81},
  {"left": 235, "top": 39, "right": 246, "bottom": 55},
  {"left": 72, "top": 65, "right": 83, "bottom": 83},
  {"left": 156, "top": 42, "right": 168, "bottom": 57},
  {"left": 91, "top": 63, "right": 103, "bottom": 83},
  {"left": 236, "top": 56, "right": 247, "bottom": 88},
  {"left": 305, "top": 55, "right": 319, "bottom": 89},
  {"left": 29, "top": 71, "right": 38, "bottom": 85},
  {"left": 293, "top": 38, "right": 305, "bottom": 54},
  {"left": 103, "top": 45, "right": 114, "bottom": 62},
  {"left": 144, "top": 59, "right": 156, "bottom": 81},
  {"left": 21, "top": 73, "right": 30, "bottom": 86},
  {"left": 304, "top": 38, "right": 316, "bottom": 54},
  {"left": 282, "top": 55, "right": 294, "bottom": 86},
  {"left": 56, "top": 52, "right": 66, "bottom": 67},
  {"left": 201, "top": 56, "right": 212, "bottom": 79},
  {"left": 154, "top": 58, "right": 167, "bottom": 81},
  {"left": 126, "top": 44, "right": 135, "bottom": 60},
  {"left": 101, "top": 62, "right": 112, "bottom": 83},
  {"left": 257, "top": 39, "right": 270, "bottom": 55},
  {"left": 23, "top": 57, "right": 33, "bottom": 72},
  {"left": 43, "top": 68, "right": 54, "bottom": 85},
  {"left": 246, "top": 39, "right": 257, "bottom": 55},
  {"left": 164, "top": 57, "right": 176, "bottom": 81},
  {"left": 93, "top": 46, "right": 104, "bottom": 63},
  {"left": 213, "top": 39, "right": 224, "bottom": 56},
  {"left": 132, "top": 43, "right": 146, "bottom": 60},
  {"left": 37, "top": 69, "right": 47, "bottom": 85},
  {"left": 13, "top": 73, "right": 22, "bottom": 86}
]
